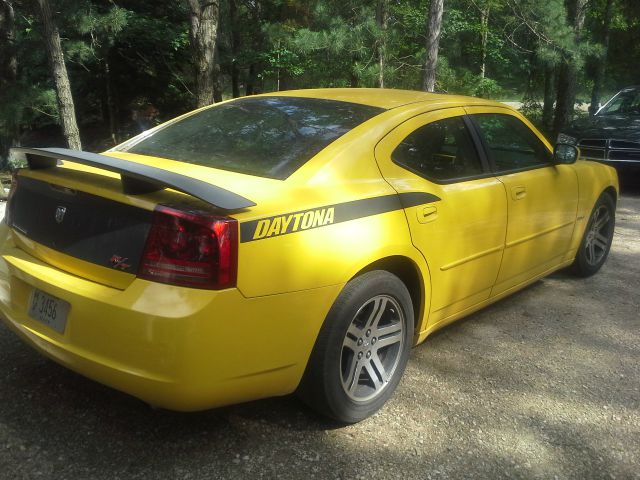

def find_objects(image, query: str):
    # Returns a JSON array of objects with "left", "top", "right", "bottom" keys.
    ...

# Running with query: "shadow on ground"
[{"left": 0, "top": 195, "right": 638, "bottom": 480}]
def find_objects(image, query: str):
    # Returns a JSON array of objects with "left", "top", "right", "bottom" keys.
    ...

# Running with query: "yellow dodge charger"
[{"left": 0, "top": 89, "right": 618, "bottom": 423}]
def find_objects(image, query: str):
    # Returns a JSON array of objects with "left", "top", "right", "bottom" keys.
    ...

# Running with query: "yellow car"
[{"left": 0, "top": 89, "right": 618, "bottom": 423}]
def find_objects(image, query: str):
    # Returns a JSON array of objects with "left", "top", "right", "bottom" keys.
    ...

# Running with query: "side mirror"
[{"left": 553, "top": 143, "right": 580, "bottom": 164}]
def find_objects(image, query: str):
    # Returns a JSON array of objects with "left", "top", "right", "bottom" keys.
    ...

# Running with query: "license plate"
[{"left": 28, "top": 289, "right": 70, "bottom": 334}]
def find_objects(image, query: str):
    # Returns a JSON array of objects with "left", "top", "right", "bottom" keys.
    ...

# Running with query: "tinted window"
[
  {"left": 125, "top": 97, "right": 384, "bottom": 179},
  {"left": 599, "top": 89, "right": 640, "bottom": 115},
  {"left": 392, "top": 116, "right": 483, "bottom": 182},
  {"left": 473, "top": 114, "right": 551, "bottom": 172}
]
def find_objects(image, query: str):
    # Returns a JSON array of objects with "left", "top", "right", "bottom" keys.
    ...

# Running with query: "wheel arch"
[
  {"left": 350, "top": 255, "right": 429, "bottom": 340},
  {"left": 602, "top": 185, "right": 618, "bottom": 204}
]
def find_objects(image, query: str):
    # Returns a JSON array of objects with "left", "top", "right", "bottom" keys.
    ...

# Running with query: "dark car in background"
[{"left": 564, "top": 86, "right": 640, "bottom": 182}]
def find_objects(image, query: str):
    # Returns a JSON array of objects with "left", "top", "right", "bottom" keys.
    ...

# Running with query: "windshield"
[
  {"left": 123, "top": 97, "right": 384, "bottom": 179},
  {"left": 599, "top": 89, "right": 640, "bottom": 116}
]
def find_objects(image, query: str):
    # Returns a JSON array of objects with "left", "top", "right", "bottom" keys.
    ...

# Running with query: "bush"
[
  {"left": 435, "top": 58, "right": 502, "bottom": 98},
  {"left": 471, "top": 77, "right": 502, "bottom": 98}
]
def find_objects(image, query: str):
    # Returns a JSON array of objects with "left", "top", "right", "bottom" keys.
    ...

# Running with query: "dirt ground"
[{"left": 0, "top": 189, "right": 638, "bottom": 480}]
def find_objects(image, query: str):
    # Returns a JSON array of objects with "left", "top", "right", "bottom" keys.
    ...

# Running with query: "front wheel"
[
  {"left": 298, "top": 270, "right": 414, "bottom": 423},
  {"left": 571, "top": 192, "right": 616, "bottom": 277}
]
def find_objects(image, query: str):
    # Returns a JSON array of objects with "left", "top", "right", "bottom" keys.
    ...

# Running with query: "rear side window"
[
  {"left": 392, "top": 116, "right": 484, "bottom": 182},
  {"left": 472, "top": 114, "right": 552, "bottom": 172},
  {"left": 124, "top": 97, "right": 384, "bottom": 180}
]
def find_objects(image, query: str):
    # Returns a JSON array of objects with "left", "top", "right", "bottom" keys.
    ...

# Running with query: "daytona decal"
[{"left": 240, "top": 192, "right": 440, "bottom": 242}]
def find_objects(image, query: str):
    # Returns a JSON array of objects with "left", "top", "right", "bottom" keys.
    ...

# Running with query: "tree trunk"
[
  {"left": 479, "top": 6, "right": 490, "bottom": 79},
  {"left": 552, "top": 0, "right": 587, "bottom": 138},
  {"left": 376, "top": 0, "right": 389, "bottom": 88},
  {"left": 246, "top": 64, "right": 256, "bottom": 95},
  {"left": 276, "top": 42, "right": 281, "bottom": 91},
  {"left": 422, "top": 0, "right": 444, "bottom": 92},
  {"left": 104, "top": 59, "right": 117, "bottom": 145},
  {"left": 213, "top": 45, "right": 223, "bottom": 102},
  {"left": 554, "top": 62, "right": 575, "bottom": 138},
  {"left": 542, "top": 64, "right": 556, "bottom": 133},
  {"left": 231, "top": 61, "right": 240, "bottom": 98},
  {"left": 187, "top": 0, "right": 221, "bottom": 108},
  {"left": 589, "top": 0, "right": 614, "bottom": 116},
  {"left": 522, "top": 51, "right": 538, "bottom": 105},
  {"left": 229, "top": 0, "right": 240, "bottom": 98},
  {"left": 245, "top": 1, "right": 262, "bottom": 95},
  {"left": 36, "top": 0, "right": 82, "bottom": 150},
  {"left": 0, "top": 0, "right": 18, "bottom": 168},
  {"left": 0, "top": 0, "right": 17, "bottom": 84}
]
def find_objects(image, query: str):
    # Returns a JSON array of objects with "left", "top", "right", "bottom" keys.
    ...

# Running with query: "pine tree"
[
  {"left": 589, "top": 0, "right": 615, "bottom": 115},
  {"left": 187, "top": 0, "right": 221, "bottom": 107},
  {"left": 376, "top": 0, "right": 389, "bottom": 88},
  {"left": 423, "top": 0, "right": 444, "bottom": 92},
  {"left": 36, "top": 0, "right": 82, "bottom": 150},
  {"left": 0, "top": 0, "right": 18, "bottom": 166},
  {"left": 553, "top": 0, "right": 588, "bottom": 137}
]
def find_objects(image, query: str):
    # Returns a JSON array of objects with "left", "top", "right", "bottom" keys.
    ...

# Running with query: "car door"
[
  {"left": 375, "top": 108, "right": 508, "bottom": 329},
  {"left": 465, "top": 107, "right": 579, "bottom": 296}
]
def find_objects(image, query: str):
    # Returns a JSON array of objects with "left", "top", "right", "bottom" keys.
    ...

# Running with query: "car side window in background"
[
  {"left": 391, "top": 117, "right": 483, "bottom": 182},
  {"left": 472, "top": 114, "right": 552, "bottom": 172},
  {"left": 599, "top": 89, "right": 640, "bottom": 115}
]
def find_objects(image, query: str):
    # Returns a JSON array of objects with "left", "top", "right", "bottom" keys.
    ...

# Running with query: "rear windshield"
[{"left": 124, "top": 97, "right": 384, "bottom": 179}]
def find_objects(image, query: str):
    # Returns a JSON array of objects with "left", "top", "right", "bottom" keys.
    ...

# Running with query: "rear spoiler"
[{"left": 11, "top": 147, "right": 256, "bottom": 211}]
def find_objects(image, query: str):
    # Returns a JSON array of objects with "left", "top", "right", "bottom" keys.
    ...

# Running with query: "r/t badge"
[{"left": 110, "top": 255, "right": 131, "bottom": 271}]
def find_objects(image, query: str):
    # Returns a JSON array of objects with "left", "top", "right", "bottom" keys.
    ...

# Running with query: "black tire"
[
  {"left": 298, "top": 270, "right": 414, "bottom": 423},
  {"left": 570, "top": 192, "right": 616, "bottom": 277}
]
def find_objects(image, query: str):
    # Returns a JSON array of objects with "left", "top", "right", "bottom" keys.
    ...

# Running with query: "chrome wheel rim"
[
  {"left": 585, "top": 205, "right": 613, "bottom": 266},
  {"left": 340, "top": 295, "right": 405, "bottom": 402}
]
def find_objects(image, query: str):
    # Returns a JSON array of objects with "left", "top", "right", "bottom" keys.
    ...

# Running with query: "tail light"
[{"left": 138, "top": 205, "right": 238, "bottom": 289}]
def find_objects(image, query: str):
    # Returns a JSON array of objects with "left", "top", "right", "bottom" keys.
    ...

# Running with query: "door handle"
[
  {"left": 417, "top": 205, "right": 438, "bottom": 224},
  {"left": 511, "top": 186, "right": 527, "bottom": 200}
]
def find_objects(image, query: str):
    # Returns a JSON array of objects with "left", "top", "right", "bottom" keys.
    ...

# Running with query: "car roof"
[{"left": 258, "top": 88, "right": 505, "bottom": 110}]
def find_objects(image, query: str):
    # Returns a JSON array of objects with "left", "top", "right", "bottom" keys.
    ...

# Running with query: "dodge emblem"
[{"left": 55, "top": 206, "right": 67, "bottom": 224}]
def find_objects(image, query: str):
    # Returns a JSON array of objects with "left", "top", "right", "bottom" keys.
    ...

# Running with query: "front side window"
[
  {"left": 392, "top": 116, "right": 483, "bottom": 182},
  {"left": 472, "top": 114, "right": 551, "bottom": 172},
  {"left": 123, "top": 97, "right": 384, "bottom": 180},
  {"left": 599, "top": 89, "right": 640, "bottom": 116}
]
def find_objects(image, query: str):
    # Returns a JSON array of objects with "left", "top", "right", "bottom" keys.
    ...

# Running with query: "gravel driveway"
[{"left": 0, "top": 191, "right": 638, "bottom": 480}]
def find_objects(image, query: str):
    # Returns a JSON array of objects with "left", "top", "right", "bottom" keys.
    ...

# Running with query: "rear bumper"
[{"left": 0, "top": 223, "right": 341, "bottom": 410}]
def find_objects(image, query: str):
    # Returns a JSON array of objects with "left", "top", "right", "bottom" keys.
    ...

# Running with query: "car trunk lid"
[{"left": 6, "top": 149, "right": 273, "bottom": 290}]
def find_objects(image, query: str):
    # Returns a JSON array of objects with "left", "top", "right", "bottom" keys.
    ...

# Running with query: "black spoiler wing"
[{"left": 12, "top": 147, "right": 256, "bottom": 211}]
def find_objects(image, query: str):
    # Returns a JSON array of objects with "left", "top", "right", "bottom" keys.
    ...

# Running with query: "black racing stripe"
[
  {"left": 398, "top": 192, "right": 441, "bottom": 208},
  {"left": 240, "top": 192, "right": 441, "bottom": 243}
]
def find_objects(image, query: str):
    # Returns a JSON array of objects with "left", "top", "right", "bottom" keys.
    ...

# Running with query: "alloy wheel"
[
  {"left": 584, "top": 204, "right": 613, "bottom": 266},
  {"left": 340, "top": 295, "right": 405, "bottom": 402}
]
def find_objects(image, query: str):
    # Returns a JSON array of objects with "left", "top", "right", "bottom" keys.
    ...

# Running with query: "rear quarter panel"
[
  {"left": 233, "top": 159, "right": 428, "bottom": 297},
  {"left": 567, "top": 160, "right": 619, "bottom": 256}
]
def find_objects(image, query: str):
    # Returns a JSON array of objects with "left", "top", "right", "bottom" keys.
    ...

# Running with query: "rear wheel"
[
  {"left": 571, "top": 193, "right": 616, "bottom": 277},
  {"left": 298, "top": 270, "right": 414, "bottom": 423}
]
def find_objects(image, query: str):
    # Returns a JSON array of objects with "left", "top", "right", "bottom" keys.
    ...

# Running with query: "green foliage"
[
  {"left": 473, "top": 76, "right": 503, "bottom": 98},
  {"left": 1, "top": 0, "right": 640, "bottom": 165},
  {"left": 520, "top": 98, "right": 543, "bottom": 127},
  {"left": 434, "top": 57, "right": 502, "bottom": 98}
]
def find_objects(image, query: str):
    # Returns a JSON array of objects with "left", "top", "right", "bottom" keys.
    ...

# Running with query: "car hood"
[{"left": 565, "top": 114, "right": 640, "bottom": 141}]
